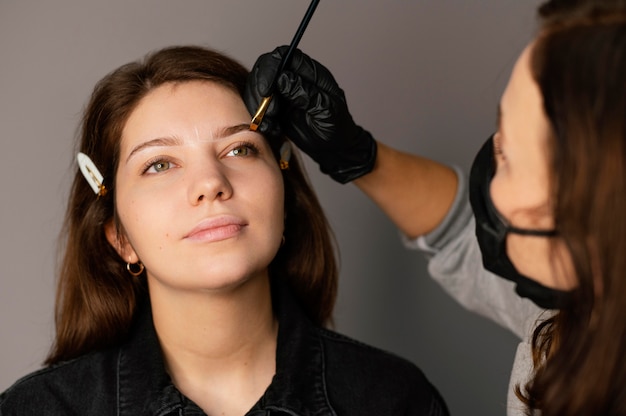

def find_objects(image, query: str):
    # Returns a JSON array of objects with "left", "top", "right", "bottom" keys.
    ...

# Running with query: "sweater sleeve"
[{"left": 402, "top": 167, "right": 547, "bottom": 340}]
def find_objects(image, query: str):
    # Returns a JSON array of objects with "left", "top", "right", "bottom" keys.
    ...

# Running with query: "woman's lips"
[{"left": 184, "top": 215, "right": 247, "bottom": 242}]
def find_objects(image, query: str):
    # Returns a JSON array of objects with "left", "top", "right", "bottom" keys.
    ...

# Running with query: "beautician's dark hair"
[
  {"left": 516, "top": 2, "right": 626, "bottom": 414},
  {"left": 46, "top": 46, "right": 338, "bottom": 365}
]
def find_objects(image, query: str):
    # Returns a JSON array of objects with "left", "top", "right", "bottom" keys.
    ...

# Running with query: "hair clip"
[
  {"left": 77, "top": 152, "right": 107, "bottom": 197},
  {"left": 279, "top": 141, "right": 292, "bottom": 170}
]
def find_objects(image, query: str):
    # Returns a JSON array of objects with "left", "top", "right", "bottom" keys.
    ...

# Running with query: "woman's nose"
[{"left": 187, "top": 162, "right": 233, "bottom": 205}]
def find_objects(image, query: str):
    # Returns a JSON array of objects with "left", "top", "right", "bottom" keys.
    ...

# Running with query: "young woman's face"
[
  {"left": 490, "top": 42, "right": 576, "bottom": 290},
  {"left": 109, "top": 80, "right": 284, "bottom": 293}
]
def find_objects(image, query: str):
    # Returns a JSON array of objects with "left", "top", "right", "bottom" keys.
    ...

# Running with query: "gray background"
[{"left": 1, "top": 1, "right": 541, "bottom": 414}]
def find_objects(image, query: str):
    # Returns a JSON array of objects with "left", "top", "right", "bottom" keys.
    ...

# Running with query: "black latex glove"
[{"left": 244, "top": 46, "right": 377, "bottom": 184}]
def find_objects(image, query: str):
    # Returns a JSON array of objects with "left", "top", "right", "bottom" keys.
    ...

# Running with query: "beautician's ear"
[{"left": 104, "top": 220, "right": 139, "bottom": 263}]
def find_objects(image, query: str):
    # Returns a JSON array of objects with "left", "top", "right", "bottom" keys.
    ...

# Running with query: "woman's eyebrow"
[
  {"left": 217, "top": 123, "right": 253, "bottom": 139},
  {"left": 125, "top": 136, "right": 182, "bottom": 164}
]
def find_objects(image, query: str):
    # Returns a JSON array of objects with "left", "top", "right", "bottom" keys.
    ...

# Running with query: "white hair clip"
[
  {"left": 77, "top": 152, "right": 107, "bottom": 197},
  {"left": 279, "top": 141, "right": 292, "bottom": 170}
]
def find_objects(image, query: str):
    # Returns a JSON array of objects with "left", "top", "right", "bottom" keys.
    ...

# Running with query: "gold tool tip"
[{"left": 249, "top": 96, "right": 273, "bottom": 131}]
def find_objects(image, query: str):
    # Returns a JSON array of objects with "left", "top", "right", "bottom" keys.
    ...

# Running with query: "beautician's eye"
[
  {"left": 226, "top": 142, "right": 259, "bottom": 157},
  {"left": 493, "top": 134, "right": 506, "bottom": 162}
]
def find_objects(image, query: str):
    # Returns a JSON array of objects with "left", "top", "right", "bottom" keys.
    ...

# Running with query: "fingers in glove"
[
  {"left": 279, "top": 48, "right": 344, "bottom": 98},
  {"left": 254, "top": 47, "right": 287, "bottom": 96}
]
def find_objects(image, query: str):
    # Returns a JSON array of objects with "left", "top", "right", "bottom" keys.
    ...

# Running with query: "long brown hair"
[
  {"left": 517, "top": 2, "right": 626, "bottom": 414},
  {"left": 46, "top": 46, "right": 338, "bottom": 365}
]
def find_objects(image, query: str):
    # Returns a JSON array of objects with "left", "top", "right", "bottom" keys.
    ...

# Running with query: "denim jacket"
[{"left": 0, "top": 283, "right": 448, "bottom": 415}]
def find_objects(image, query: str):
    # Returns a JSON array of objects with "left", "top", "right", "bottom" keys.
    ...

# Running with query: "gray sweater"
[{"left": 403, "top": 167, "right": 551, "bottom": 415}]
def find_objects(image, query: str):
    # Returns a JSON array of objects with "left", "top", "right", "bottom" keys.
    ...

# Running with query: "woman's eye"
[
  {"left": 153, "top": 161, "right": 170, "bottom": 171},
  {"left": 230, "top": 147, "right": 250, "bottom": 157},
  {"left": 226, "top": 142, "right": 259, "bottom": 158},
  {"left": 144, "top": 159, "right": 173, "bottom": 174}
]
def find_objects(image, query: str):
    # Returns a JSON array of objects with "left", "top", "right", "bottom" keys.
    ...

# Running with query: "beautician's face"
[
  {"left": 490, "top": 42, "right": 575, "bottom": 290},
  {"left": 111, "top": 80, "right": 284, "bottom": 293}
]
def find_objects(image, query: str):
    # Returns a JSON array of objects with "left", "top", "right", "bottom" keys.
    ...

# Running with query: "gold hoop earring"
[{"left": 127, "top": 261, "right": 144, "bottom": 277}]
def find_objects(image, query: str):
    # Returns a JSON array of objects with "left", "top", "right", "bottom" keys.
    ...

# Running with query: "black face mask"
[{"left": 468, "top": 136, "right": 572, "bottom": 309}]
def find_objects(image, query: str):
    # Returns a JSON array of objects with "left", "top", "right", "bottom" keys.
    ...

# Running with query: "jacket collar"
[
  {"left": 249, "top": 282, "right": 335, "bottom": 415},
  {"left": 117, "top": 281, "right": 336, "bottom": 416}
]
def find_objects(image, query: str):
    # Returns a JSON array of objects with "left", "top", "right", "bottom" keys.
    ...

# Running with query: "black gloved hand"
[{"left": 244, "top": 46, "right": 377, "bottom": 184}]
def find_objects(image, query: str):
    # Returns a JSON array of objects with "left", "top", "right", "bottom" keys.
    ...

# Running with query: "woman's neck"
[{"left": 148, "top": 274, "right": 278, "bottom": 415}]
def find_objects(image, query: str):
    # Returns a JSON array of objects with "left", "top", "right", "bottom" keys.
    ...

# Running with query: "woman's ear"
[{"left": 104, "top": 220, "right": 139, "bottom": 263}]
